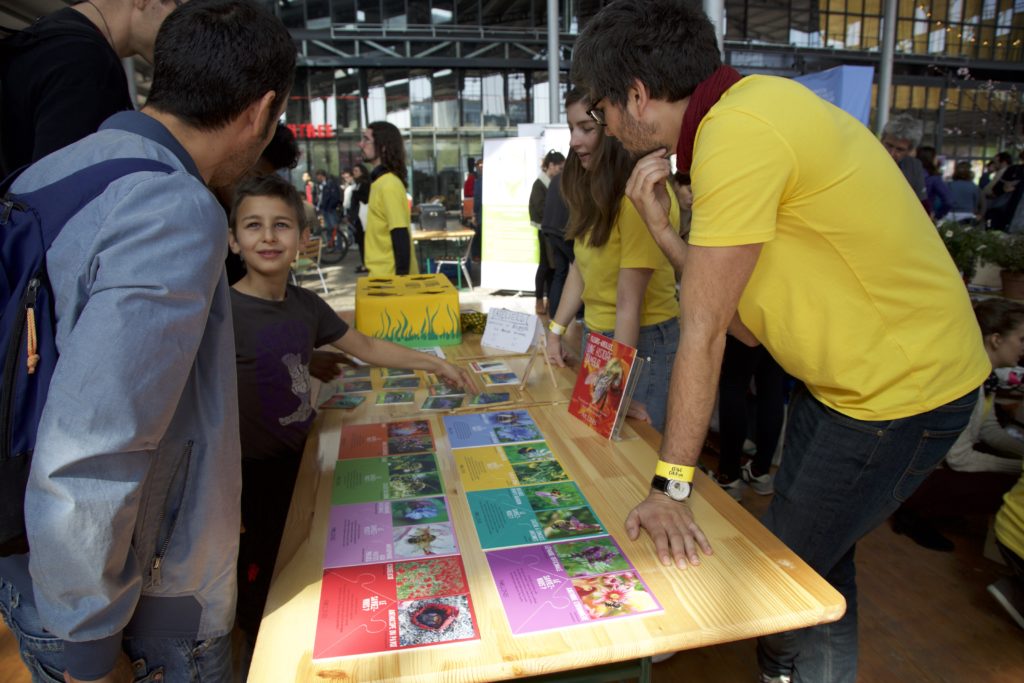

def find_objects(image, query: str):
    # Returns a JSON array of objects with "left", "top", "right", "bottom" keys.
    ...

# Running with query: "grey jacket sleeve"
[{"left": 25, "top": 173, "right": 227, "bottom": 678}]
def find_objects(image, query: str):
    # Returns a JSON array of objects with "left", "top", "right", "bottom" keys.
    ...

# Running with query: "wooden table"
[
  {"left": 412, "top": 227, "right": 476, "bottom": 288},
  {"left": 249, "top": 337, "right": 845, "bottom": 682}
]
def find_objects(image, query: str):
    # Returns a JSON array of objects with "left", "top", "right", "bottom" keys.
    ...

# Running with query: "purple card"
[
  {"left": 485, "top": 536, "right": 661, "bottom": 634},
  {"left": 325, "top": 497, "right": 458, "bottom": 568}
]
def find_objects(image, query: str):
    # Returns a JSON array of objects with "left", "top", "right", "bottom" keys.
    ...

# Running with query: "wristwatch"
[{"left": 651, "top": 475, "right": 692, "bottom": 502}]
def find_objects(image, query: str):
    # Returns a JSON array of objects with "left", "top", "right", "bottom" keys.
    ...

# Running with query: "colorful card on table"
[
  {"left": 427, "top": 383, "right": 466, "bottom": 397},
  {"left": 377, "top": 391, "right": 415, "bottom": 406},
  {"left": 482, "top": 371, "right": 518, "bottom": 386},
  {"left": 453, "top": 441, "right": 568, "bottom": 492},
  {"left": 383, "top": 376, "right": 421, "bottom": 389},
  {"left": 313, "top": 556, "right": 479, "bottom": 659},
  {"left": 485, "top": 537, "right": 661, "bottom": 634},
  {"left": 443, "top": 410, "right": 542, "bottom": 449},
  {"left": 466, "top": 485, "right": 604, "bottom": 549},
  {"left": 568, "top": 332, "right": 644, "bottom": 440},
  {"left": 469, "top": 392, "right": 512, "bottom": 406},
  {"left": 321, "top": 394, "right": 366, "bottom": 410},
  {"left": 421, "top": 395, "right": 464, "bottom": 411},
  {"left": 381, "top": 367, "right": 416, "bottom": 378},
  {"left": 332, "top": 454, "right": 443, "bottom": 504},
  {"left": 342, "top": 367, "right": 372, "bottom": 379},
  {"left": 342, "top": 380, "right": 374, "bottom": 394},
  {"left": 324, "top": 497, "right": 458, "bottom": 568},
  {"left": 469, "top": 360, "right": 511, "bottom": 374},
  {"left": 339, "top": 420, "right": 434, "bottom": 460}
]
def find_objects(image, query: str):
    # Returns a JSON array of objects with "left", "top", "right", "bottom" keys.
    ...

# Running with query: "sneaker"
[
  {"left": 742, "top": 438, "right": 757, "bottom": 455},
  {"left": 742, "top": 461, "right": 775, "bottom": 495},
  {"left": 987, "top": 577, "right": 1024, "bottom": 629},
  {"left": 716, "top": 474, "right": 746, "bottom": 501},
  {"left": 758, "top": 674, "right": 792, "bottom": 683}
]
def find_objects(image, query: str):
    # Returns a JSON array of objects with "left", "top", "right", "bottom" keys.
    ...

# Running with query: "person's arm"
[
  {"left": 625, "top": 151, "right": 688, "bottom": 271},
  {"left": 545, "top": 261, "right": 585, "bottom": 367},
  {"left": 391, "top": 228, "right": 411, "bottom": 275},
  {"left": 613, "top": 268, "right": 652, "bottom": 348},
  {"left": 25, "top": 175, "right": 224, "bottom": 679},
  {"left": 331, "top": 328, "right": 475, "bottom": 392},
  {"left": 979, "top": 405, "right": 1024, "bottom": 459},
  {"left": 528, "top": 180, "right": 546, "bottom": 226}
]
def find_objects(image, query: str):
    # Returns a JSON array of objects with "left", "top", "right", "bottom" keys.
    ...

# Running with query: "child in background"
[{"left": 227, "top": 175, "right": 474, "bottom": 651}]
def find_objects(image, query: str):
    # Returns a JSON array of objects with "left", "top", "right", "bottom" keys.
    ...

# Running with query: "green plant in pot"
[
  {"left": 980, "top": 231, "right": 1024, "bottom": 299},
  {"left": 937, "top": 221, "right": 984, "bottom": 282}
]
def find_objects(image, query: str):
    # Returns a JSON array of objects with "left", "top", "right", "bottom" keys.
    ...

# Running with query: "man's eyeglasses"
[{"left": 587, "top": 106, "right": 607, "bottom": 127}]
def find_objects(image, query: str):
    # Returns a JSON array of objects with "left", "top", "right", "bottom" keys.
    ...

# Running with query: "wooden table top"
[
  {"left": 249, "top": 337, "right": 844, "bottom": 682},
  {"left": 412, "top": 227, "right": 476, "bottom": 241}
]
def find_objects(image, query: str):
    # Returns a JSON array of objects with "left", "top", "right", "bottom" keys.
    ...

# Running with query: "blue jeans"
[
  {"left": 756, "top": 386, "right": 978, "bottom": 682},
  {"left": 0, "top": 578, "right": 232, "bottom": 683},
  {"left": 581, "top": 318, "right": 679, "bottom": 433}
]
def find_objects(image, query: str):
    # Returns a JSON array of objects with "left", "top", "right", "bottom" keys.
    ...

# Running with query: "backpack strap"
[{"left": 11, "top": 159, "right": 174, "bottom": 250}]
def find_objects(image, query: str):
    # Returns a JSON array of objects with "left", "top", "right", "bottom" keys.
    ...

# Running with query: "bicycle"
[{"left": 319, "top": 218, "right": 353, "bottom": 265}]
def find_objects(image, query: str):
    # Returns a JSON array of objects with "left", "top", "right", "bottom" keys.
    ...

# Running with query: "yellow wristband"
[
  {"left": 656, "top": 461, "right": 695, "bottom": 482},
  {"left": 548, "top": 320, "right": 567, "bottom": 336}
]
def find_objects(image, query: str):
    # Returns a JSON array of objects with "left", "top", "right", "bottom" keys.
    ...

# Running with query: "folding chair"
[
  {"left": 433, "top": 234, "right": 474, "bottom": 291},
  {"left": 291, "top": 236, "right": 329, "bottom": 294}
]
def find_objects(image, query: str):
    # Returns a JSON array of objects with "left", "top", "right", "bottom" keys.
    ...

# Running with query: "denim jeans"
[
  {"left": 581, "top": 318, "right": 679, "bottom": 433},
  {"left": 0, "top": 578, "right": 232, "bottom": 683},
  {"left": 756, "top": 386, "right": 978, "bottom": 683}
]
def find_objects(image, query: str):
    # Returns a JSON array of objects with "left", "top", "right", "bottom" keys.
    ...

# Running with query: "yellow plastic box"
[{"left": 355, "top": 274, "right": 462, "bottom": 347}]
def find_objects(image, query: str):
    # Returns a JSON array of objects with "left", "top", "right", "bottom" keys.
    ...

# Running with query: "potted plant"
[
  {"left": 937, "top": 220, "right": 984, "bottom": 283},
  {"left": 979, "top": 231, "right": 1024, "bottom": 299}
]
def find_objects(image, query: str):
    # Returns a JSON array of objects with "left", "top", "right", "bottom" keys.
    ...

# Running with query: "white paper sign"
[{"left": 480, "top": 308, "right": 538, "bottom": 354}]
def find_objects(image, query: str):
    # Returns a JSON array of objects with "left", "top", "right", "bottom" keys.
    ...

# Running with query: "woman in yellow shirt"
[{"left": 545, "top": 89, "right": 680, "bottom": 432}]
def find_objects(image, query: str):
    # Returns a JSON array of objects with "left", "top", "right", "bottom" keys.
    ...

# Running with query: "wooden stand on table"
[{"left": 519, "top": 336, "right": 559, "bottom": 390}]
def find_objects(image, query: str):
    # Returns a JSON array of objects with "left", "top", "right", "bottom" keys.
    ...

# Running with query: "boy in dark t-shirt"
[{"left": 228, "top": 175, "right": 474, "bottom": 647}]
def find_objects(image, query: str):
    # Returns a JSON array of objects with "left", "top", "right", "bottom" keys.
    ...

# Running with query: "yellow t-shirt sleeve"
[
  {"left": 689, "top": 110, "right": 795, "bottom": 247},
  {"left": 618, "top": 194, "right": 679, "bottom": 270},
  {"left": 381, "top": 176, "right": 410, "bottom": 230}
]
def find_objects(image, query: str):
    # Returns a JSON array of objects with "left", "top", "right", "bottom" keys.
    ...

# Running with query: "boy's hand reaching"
[
  {"left": 309, "top": 351, "right": 354, "bottom": 382},
  {"left": 435, "top": 360, "right": 477, "bottom": 394}
]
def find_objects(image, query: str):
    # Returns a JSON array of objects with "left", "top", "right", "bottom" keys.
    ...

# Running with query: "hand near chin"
[{"left": 625, "top": 149, "right": 674, "bottom": 236}]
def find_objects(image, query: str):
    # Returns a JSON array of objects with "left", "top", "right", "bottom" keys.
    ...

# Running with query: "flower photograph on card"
[
  {"left": 503, "top": 442, "right": 554, "bottom": 464},
  {"left": 395, "top": 556, "right": 468, "bottom": 600},
  {"left": 388, "top": 472, "right": 442, "bottom": 499},
  {"left": 388, "top": 420, "right": 432, "bottom": 438},
  {"left": 536, "top": 507, "right": 602, "bottom": 540},
  {"left": 397, "top": 595, "right": 476, "bottom": 646},
  {"left": 522, "top": 482, "right": 586, "bottom": 511},
  {"left": 512, "top": 459, "right": 569, "bottom": 486},
  {"left": 555, "top": 538, "right": 631, "bottom": 577},
  {"left": 572, "top": 572, "right": 658, "bottom": 619},
  {"left": 391, "top": 497, "right": 448, "bottom": 526},
  {"left": 387, "top": 453, "right": 436, "bottom": 476}
]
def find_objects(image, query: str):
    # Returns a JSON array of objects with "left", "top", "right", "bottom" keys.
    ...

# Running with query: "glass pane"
[
  {"left": 410, "top": 74, "right": 433, "bottom": 127},
  {"left": 332, "top": 0, "right": 357, "bottom": 23},
  {"left": 383, "top": 0, "right": 407, "bottom": 27},
  {"left": 358, "top": 0, "right": 382, "bottom": 23},
  {"left": 433, "top": 69, "right": 459, "bottom": 129},
  {"left": 508, "top": 72, "right": 529, "bottom": 125},
  {"left": 462, "top": 74, "right": 482, "bottom": 127},
  {"left": 457, "top": 0, "right": 479, "bottom": 25},
  {"left": 482, "top": 73, "right": 506, "bottom": 127},
  {"left": 410, "top": 133, "right": 437, "bottom": 206},
  {"left": 432, "top": 0, "right": 455, "bottom": 25}
]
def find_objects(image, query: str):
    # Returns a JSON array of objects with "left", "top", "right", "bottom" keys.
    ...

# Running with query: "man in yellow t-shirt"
[
  {"left": 358, "top": 121, "right": 417, "bottom": 276},
  {"left": 571, "top": 2, "right": 988, "bottom": 680}
]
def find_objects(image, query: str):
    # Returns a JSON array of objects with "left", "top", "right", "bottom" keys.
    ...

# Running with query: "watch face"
[{"left": 665, "top": 479, "right": 692, "bottom": 501}]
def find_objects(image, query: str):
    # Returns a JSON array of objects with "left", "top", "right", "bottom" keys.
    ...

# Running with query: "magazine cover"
[
  {"left": 332, "top": 454, "right": 443, "bottom": 504},
  {"left": 567, "top": 332, "right": 643, "bottom": 440},
  {"left": 324, "top": 497, "right": 459, "bottom": 568},
  {"left": 485, "top": 536, "right": 661, "bottom": 634},
  {"left": 442, "top": 409, "right": 542, "bottom": 449},
  {"left": 466, "top": 483, "right": 605, "bottom": 549},
  {"left": 338, "top": 420, "right": 434, "bottom": 460},
  {"left": 313, "top": 557, "right": 479, "bottom": 659}
]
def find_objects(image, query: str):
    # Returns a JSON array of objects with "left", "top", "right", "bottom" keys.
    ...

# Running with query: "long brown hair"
[
  {"left": 368, "top": 121, "right": 408, "bottom": 188},
  {"left": 560, "top": 91, "right": 633, "bottom": 248}
]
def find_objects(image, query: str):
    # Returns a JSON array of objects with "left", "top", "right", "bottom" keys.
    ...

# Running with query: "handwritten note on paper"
[{"left": 480, "top": 308, "right": 538, "bottom": 354}]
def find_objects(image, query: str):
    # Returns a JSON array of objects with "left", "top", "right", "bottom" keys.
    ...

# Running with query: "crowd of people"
[{"left": 1, "top": 1, "right": 1022, "bottom": 682}]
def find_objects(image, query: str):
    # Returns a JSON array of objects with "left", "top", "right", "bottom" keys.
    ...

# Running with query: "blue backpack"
[{"left": 0, "top": 158, "right": 172, "bottom": 556}]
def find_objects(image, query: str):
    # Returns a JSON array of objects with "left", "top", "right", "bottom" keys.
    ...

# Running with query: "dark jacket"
[{"left": 541, "top": 173, "right": 569, "bottom": 239}]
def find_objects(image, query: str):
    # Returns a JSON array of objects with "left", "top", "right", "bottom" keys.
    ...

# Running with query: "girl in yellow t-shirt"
[{"left": 544, "top": 89, "right": 680, "bottom": 432}]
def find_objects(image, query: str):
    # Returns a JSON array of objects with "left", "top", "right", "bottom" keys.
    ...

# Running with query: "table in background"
[
  {"left": 412, "top": 227, "right": 475, "bottom": 287},
  {"left": 249, "top": 336, "right": 845, "bottom": 683}
]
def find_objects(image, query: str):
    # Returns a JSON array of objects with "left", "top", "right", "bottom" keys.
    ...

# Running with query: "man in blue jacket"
[{"left": 0, "top": 2, "right": 295, "bottom": 681}]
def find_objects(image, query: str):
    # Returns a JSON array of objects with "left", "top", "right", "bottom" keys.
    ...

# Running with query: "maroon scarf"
[{"left": 675, "top": 65, "right": 742, "bottom": 173}]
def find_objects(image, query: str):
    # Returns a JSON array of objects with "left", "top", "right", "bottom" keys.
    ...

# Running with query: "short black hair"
[
  {"left": 260, "top": 124, "right": 300, "bottom": 170},
  {"left": 147, "top": 0, "right": 296, "bottom": 131},
  {"left": 229, "top": 174, "right": 305, "bottom": 235},
  {"left": 571, "top": 0, "right": 720, "bottom": 107},
  {"left": 542, "top": 150, "right": 566, "bottom": 169}
]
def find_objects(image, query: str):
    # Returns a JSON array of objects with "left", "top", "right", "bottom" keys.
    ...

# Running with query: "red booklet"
[{"left": 568, "top": 332, "right": 643, "bottom": 440}]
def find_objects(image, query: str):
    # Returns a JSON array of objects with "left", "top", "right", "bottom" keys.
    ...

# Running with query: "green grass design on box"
[{"left": 376, "top": 305, "right": 461, "bottom": 348}]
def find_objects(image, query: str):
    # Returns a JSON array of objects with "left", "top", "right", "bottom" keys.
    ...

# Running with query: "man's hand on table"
[{"left": 626, "top": 492, "right": 713, "bottom": 569}]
